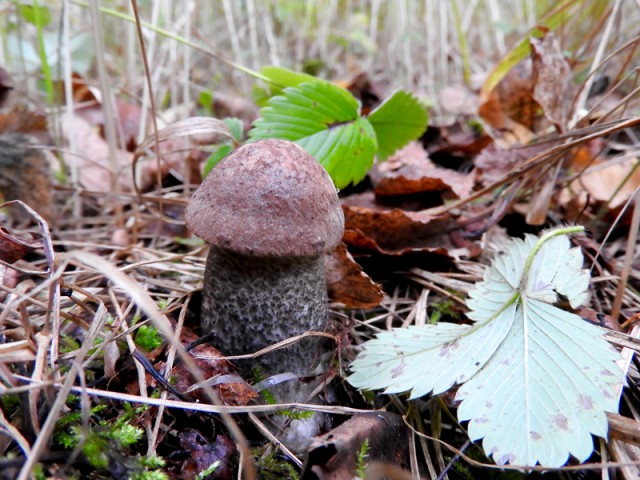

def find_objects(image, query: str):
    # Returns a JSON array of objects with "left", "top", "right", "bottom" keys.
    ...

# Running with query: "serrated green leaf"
[
  {"left": 456, "top": 299, "right": 621, "bottom": 467},
  {"left": 248, "top": 82, "right": 377, "bottom": 188},
  {"left": 348, "top": 227, "right": 624, "bottom": 467},
  {"left": 347, "top": 311, "right": 515, "bottom": 399},
  {"left": 367, "top": 91, "right": 428, "bottom": 161}
]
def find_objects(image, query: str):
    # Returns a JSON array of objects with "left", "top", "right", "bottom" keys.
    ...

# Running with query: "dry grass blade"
[
  {"left": 17, "top": 303, "right": 110, "bottom": 480},
  {"left": 62, "top": 249, "right": 258, "bottom": 478}
]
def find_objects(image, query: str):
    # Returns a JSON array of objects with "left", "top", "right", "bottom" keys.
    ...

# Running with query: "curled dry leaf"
[
  {"left": 0, "top": 227, "right": 42, "bottom": 264},
  {"left": 370, "top": 142, "right": 474, "bottom": 200},
  {"left": 342, "top": 197, "right": 477, "bottom": 258},
  {"left": 162, "top": 329, "right": 256, "bottom": 406},
  {"left": 61, "top": 74, "right": 142, "bottom": 149},
  {"left": 325, "top": 243, "right": 384, "bottom": 308},
  {"left": 478, "top": 60, "right": 536, "bottom": 145}
]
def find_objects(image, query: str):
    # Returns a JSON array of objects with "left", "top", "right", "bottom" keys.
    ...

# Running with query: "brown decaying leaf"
[
  {"left": 565, "top": 155, "right": 640, "bottom": 211},
  {"left": 58, "top": 73, "right": 143, "bottom": 150},
  {"left": 61, "top": 114, "right": 211, "bottom": 193},
  {"left": 301, "top": 412, "right": 411, "bottom": 480},
  {"left": 325, "top": 243, "right": 384, "bottom": 308},
  {"left": 0, "top": 227, "right": 42, "bottom": 264},
  {"left": 478, "top": 60, "right": 536, "bottom": 145},
  {"left": 474, "top": 142, "right": 549, "bottom": 185},
  {"left": 341, "top": 197, "right": 475, "bottom": 257},
  {"left": 370, "top": 142, "right": 474, "bottom": 200},
  {"left": 530, "top": 34, "right": 574, "bottom": 131},
  {"left": 159, "top": 329, "right": 257, "bottom": 406}
]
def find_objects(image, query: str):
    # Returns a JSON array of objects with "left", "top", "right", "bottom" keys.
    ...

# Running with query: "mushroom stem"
[{"left": 202, "top": 247, "right": 329, "bottom": 377}]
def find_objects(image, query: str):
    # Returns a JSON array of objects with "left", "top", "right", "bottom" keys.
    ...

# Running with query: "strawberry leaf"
[
  {"left": 367, "top": 90, "right": 428, "bottom": 161},
  {"left": 348, "top": 226, "right": 624, "bottom": 467},
  {"left": 248, "top": 81, "right": 377, "bottom": 188}
]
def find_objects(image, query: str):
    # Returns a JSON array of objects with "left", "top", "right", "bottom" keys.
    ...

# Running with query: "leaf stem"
[{"left": 520, "top": 225, "right": 585, "bottom": 290}]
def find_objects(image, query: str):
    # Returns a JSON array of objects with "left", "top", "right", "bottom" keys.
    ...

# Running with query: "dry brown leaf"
[
  {"left": 0, "top": 227, "right": 42, "bottom": 264},
  {"left": 164, "top": 329, "right": 257, "bottom": 406},
  {"left": 325, "top": 243, "right": 384, "bottom": 308},
  {"left": 341, "top": 201, "right": 476, "bottom": 259},
  {"left": 531, "top": 34, "right": 574, "bottom": 131},
  {"left": 478, "top": 60, "right": 536, "bottom": 145},
  {"left": 370, "top": 142, "right": 474, "bottom": 199},
  {"left": 474, "top": 143, "right": 548, "bottom": 185},
  {"left": 565, "top": 156, "right": 640, "bottom": 210},
  {"left": 177, "top": 427, "right": 236, "bottom": 479},
  {"left": 61, "top": 115, "right": 134, "bottom": 192}
]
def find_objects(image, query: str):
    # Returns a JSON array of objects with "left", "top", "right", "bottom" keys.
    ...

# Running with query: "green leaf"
[
  {"left": 348, "top": 226, "right": 624, "bottom": 467},
  {"left": 249, "top": 82, "right": 377, "bottom": 188},
  {"left": 223, "top": 117, "right": 244, "bottom": 142},
  {"left": 203, "top": 144, "right": 233, "bottom": 178},
  {"left": 18, "top": 4, "right": 52, "bottom": 27},
  {"left": 367, "top": 90, "right": 428, "bottom": 161}
]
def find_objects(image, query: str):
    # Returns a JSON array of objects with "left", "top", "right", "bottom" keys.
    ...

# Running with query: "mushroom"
[{"left": 185, "top": 139, "right": 344, "bottom": 413}]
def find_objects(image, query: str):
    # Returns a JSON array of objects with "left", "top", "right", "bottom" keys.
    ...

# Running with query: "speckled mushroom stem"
[{"left": 202, "top": 248, "right": 330, "bottom": 378}]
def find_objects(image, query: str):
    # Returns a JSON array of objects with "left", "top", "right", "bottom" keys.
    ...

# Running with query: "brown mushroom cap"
[{"left": 185, "top": 139, "right": 344, "bottom": 257}]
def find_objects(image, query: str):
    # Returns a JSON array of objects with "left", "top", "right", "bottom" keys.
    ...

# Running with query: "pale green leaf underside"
[
  {"left": 457, "top": 299, "right": 621, "bottom": 467},
  {"left": 367, "top": 90, "right": 428, "bottom": 161},
  {"left": 348, "top": 228, "right": 624, "bottom": 467},
  {"left": 347, "top": 304, "right": 516, "bottom": 398},
  {"left": 248, "top": 82, "right": 377, "bottom": 188}
]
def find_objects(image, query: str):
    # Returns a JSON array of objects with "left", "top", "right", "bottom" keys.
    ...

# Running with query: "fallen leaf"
[
  {"left": 474, "top": 142, "right": 548, "bottom": 185},
  {"left": 342, "top": 201, "right": 469, "bottom": 257},
  {"left": 61, "top": 114, "right": 134, "bottom": 192},
  {"left": 325, "top": 243, "right": 384, "bottom": 308},
  {"left": 478, "top": 60, "right": 536, "bottom": 145},
  {"left": 370, "top": 142, "right": 474, "bottom": 200},
  {"left": 562, "top": 156, "right": 640, "bottom": 212},
  {"left": 531, "top": 33, "right": 573, "bottom": 130},
  {"left": 0, "top": 227, "right": 42, "bottom": 264},
  {"left": 438, "top": 84, "right": 478, "bottom": 116},
  {"left": 165, "top": 329, "right": 257, "bottom": 406}
]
